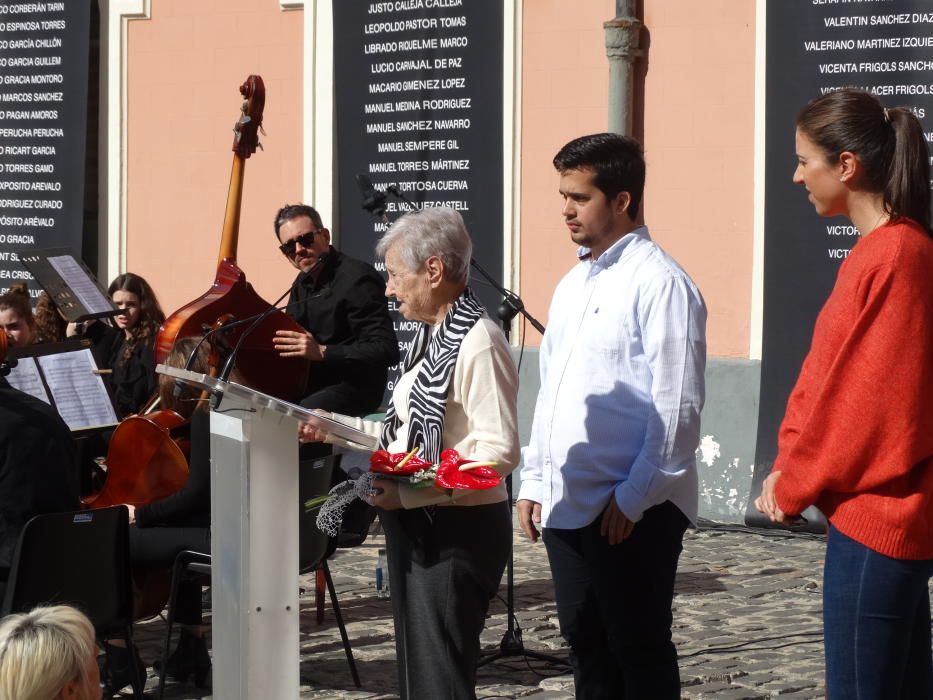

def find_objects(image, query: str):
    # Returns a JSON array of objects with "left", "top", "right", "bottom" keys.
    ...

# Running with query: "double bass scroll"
[{"left": 155, "top": 75, "right": 310, "bottom": 403}]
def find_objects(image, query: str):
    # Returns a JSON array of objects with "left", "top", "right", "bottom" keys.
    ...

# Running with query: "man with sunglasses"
[
  {"left": 273, "top": 203, "right": 399, "bottom": 417},
  {"left": 273, "top": 203, "right": 399, "bottom": 545}
]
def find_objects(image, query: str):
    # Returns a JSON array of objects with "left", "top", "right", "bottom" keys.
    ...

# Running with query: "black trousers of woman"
[
  {"left": 129, "top": 525, "right": 210, "bottom": 625},
  {"left": 380, "top": 500, "right": 511, "bottom": 700}
]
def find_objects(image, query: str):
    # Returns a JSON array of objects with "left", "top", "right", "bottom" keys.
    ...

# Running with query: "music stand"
[
  {"left": 6, "top": 339, "right": 120, "bottom": 435},
  {"left": 17, "top": 248, "right": 121, "bottom": 322}
]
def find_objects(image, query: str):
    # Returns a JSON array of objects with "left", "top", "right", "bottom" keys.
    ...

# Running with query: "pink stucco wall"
[
  {"left": 126, "top": 1, "right": 304, "bottom": 316},
  {"left": 519, "top": 0, "right": 756, "bottom": 358},
  {"left": 518, "top": 0, "right": 616, "bottom": 345},
  {"left": 122, "top": 1, "right": 756, "bottom": 358},
  {"left": 641, "top": 1, "right": 755, "bottom": 358}
]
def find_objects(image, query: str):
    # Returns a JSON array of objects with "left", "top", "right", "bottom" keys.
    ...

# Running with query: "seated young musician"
[
  {"left": 0, "top": 329, "right": 80, "bottom": 598},
  {"left": 0, "top": 284, "right": 38, "bottom": 347},
  {"left": 83, "top": 272, "right": 166, "bottom": 419},
  {"left": 101, "top": 338, "right": 212, "bottom": 696},
  {"left": 34, "top": 291, "right": 69, "bottom": 344}
]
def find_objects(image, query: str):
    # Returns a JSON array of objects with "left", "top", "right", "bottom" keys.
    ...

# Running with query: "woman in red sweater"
[{"left": 756, "top": 88, "right": 933, "bottom": 699}]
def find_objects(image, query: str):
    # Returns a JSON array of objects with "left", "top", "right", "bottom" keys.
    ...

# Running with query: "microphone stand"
[{"left": 365, "top": 182, "right": 566, "bottom": 670}]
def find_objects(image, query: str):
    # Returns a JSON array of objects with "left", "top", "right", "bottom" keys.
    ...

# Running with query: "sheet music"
[
  {"left": 5, "top": 357, "right": 51, "bottom": 404},
  {"left": 37, "top": 349, "right": 118, "bottom": 430},
  {"left": 48, "top": 255, "right": 113, "bottom": 315}
]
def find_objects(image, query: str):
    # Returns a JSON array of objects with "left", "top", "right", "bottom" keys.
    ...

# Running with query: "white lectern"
[{"left": 157, "top": 365, "right": 374, "bottom": 700}]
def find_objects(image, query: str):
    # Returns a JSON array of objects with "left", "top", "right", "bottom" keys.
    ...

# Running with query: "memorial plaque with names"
[
  {"left": 333, "top": 0, "right": 504, "bottom": 395},
  {"left": 749, "top": 0, "right": 933, "bottom": 525},
  {"left": 0, "top": 0, "right": 91, "bottom": 299}
]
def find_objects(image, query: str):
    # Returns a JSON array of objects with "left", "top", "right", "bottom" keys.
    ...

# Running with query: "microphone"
[{"left": 356, "top": 173, "right": 388, "bottom": 219}]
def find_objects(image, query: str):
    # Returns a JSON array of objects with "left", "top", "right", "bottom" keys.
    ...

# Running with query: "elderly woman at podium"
[{"left": 300, "top": 206, "right": 519, "bottom": 699}]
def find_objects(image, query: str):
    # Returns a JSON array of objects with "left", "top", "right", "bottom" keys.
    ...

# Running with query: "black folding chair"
[
  {"left": 1, "top": 505, "right": 145, "bottom": 698},
  {"left": 299, "top": 453, "right": 361, "bottom": 687}
]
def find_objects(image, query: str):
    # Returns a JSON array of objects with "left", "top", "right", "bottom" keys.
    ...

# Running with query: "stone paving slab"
[{"left": 120, "top": 519, "right": 911, "bottom": 699}]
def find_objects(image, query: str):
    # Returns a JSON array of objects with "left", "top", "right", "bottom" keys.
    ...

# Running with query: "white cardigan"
[{"left": 329, "top": 317, "right": 519, "bottom": 509}]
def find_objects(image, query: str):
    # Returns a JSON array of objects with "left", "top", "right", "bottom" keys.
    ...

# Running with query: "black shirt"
[
  {"left": 0, "top": 378, "right": 80, "bottom": 573},
  {"left": 85, "top": 323, "right": 158, "bottom": 419},
  {"left": 136, "top": 409, "right": 210, "bottom": 528},
  {"left": 288, "top": 247, "right": 399, "bottom": 417}
]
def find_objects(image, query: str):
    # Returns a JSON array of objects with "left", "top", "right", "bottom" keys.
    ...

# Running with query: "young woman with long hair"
[
  {"left": 33, "top": 292, "right": 68, "bottom": 344},
  {"left": 756, "top": 88, "right": 933, "bottom": 698},
  {"left": 85, "top": 273, "right": 166, "bottom": 418}
]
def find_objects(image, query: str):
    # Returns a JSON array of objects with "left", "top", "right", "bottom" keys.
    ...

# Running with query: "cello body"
[{"left": 83, "top": 410, "right": 190, "bottom": 509}]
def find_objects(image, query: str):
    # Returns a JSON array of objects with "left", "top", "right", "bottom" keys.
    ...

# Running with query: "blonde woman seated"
[
  {"left": 300, "top": 206, "right": 519, "bottom": 700},
  {"left": 0, "top": 605, "right": 100, "bottom": 700}
]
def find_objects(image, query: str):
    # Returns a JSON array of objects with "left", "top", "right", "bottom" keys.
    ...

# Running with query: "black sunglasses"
[{"left": 279, "top": 230, "right": 320, "bottom": 258}]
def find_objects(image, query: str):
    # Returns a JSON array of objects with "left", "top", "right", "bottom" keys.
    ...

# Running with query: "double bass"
[
  {"left": 88, "top": 74, "right": 310, "bottom": 508},
  {"left": 155, "top": 75, "right": 310, "bottom": 402}
]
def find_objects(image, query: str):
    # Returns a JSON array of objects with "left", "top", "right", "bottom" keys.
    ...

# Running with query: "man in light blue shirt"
[{"left": 518, "top": 133, "right": 706, "bottom": 700}]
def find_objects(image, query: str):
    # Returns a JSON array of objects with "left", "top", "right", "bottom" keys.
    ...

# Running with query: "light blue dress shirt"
[{"left": 519, "top": 227, "right": 707, "bottom": 528}]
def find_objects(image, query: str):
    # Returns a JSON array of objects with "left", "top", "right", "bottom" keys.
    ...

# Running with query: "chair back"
[
  {"left": 298, "top": 454, "right": 339, "bottom": 574},
  {"left": 1, "top": 506, "right": 132, "bottom": 635}
]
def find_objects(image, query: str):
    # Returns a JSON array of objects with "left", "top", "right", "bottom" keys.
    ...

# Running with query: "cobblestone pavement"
[{"left": 128, "top": 519, "right": 837, "bottom": 699}]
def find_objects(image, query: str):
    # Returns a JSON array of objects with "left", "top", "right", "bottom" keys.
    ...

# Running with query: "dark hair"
[
  {"left": 34, "top": 292, "right": 67, "bottom": 343},
  {"left": 553, "top": 133, "right": 646, "bottom": 219},
  {"left": 273, "top": 204, "right": 324, "bottom": 240},
  {"left": 108, "top": 273, "right": 165, "bottom": 360},
  {"left": 0, "top": 284, "right": 35, "bottom": 325},
  {"left": 796, "top": 88, "right": 932, "bottom": 235}
]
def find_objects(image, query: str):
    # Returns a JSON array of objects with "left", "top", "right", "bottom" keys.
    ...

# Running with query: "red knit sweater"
[{"left": 773, "top": 219, "right": 933, "bottom": 560}]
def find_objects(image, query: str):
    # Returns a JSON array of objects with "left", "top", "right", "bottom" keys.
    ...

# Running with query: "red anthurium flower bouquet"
[{"left": 369, "top": 448, "right": 502, "bottom": 491}]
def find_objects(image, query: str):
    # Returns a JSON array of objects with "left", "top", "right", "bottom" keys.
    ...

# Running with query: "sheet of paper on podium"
[
  {"left": 156, "top": 364, "right": 378, "bottom": 450},
  {"left": 303, "top": 410, "right": 378, "bottom": 451}
]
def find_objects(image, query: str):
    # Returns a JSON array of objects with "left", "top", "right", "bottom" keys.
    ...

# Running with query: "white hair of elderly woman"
[{"left": 376, "top": 206, "right": 472, "bottom": 284}]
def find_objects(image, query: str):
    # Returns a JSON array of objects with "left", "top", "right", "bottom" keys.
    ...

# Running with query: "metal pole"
[{"left": 604, "top": 0, "right": 643, "bottom": 136}]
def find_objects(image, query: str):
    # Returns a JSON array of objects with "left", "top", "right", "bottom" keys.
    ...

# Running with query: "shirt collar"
[
  {"left": 577, "top": 225, "right": 650, "bottom": 270},
  {"left": 299, "top": 246, "right": 339, "bottom": 289}
]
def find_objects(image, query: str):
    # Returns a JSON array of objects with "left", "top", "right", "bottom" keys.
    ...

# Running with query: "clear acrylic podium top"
[{"left": 156, "top": 364, "right": 377, "bottom": 449}]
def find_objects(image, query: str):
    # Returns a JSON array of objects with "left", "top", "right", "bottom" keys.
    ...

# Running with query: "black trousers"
[
  {"left": 543, "top": 500, "right": 689, "bottom": 700},
  {"left": 381, "top": 500, "right": 511, "bottom": 700},
  {"left": 129, "top": 524, "right": 210, "bottom": 625}
]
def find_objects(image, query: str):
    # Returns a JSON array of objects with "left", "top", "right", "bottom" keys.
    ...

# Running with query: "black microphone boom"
[{"left": 356, "top": 173, "right": 389, "bottom": 219}]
